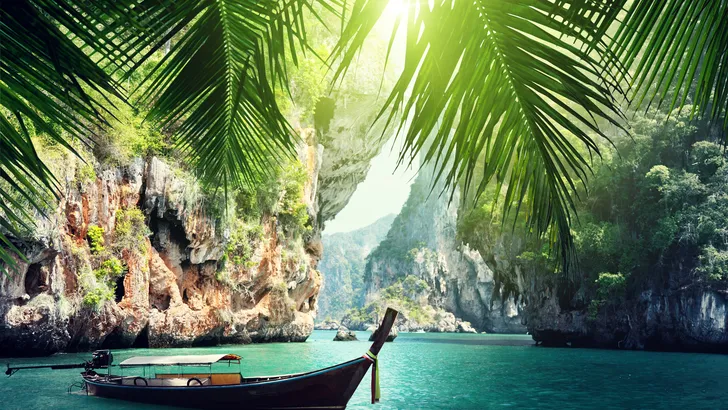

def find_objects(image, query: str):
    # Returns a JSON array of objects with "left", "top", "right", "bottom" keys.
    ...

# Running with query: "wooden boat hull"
[
  {"left": 76, "top": 308, "right": 400, "bottom": 409},
  {"left": 83, "top": 358, "right": 371, "bottom": 409}
]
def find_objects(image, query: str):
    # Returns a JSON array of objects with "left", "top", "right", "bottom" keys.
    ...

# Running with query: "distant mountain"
[{"left": 317, "top": 214, "right": 396, "bottom": 320}]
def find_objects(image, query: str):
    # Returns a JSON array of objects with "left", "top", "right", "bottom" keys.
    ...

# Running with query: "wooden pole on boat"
[
  {"left": 368, "top": 308, "right": 398, "bottom": 356},
  {"left": 6, "top": 350, "right": 112, "bottom": 377},
  {"left": 6, "top": 362, "right": 88, "bottom": 376},
  {"left": 364, "top": 308, "right": 398, "bottom": 404}
]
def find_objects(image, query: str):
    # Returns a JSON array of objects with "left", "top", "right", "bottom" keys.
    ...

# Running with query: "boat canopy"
[{"left": 119, "top": 354, "right": 242, "bottom": 368}]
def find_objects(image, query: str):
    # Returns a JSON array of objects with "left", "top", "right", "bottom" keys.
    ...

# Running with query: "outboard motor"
[{"left": 91, "top": 350, "right": 113, "bottom": 368}]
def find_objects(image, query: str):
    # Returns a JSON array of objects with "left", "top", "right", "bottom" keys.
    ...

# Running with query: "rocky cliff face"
[
  {"left": 0, "top": 86, "right": 397, "bottom": 356},
  {"left": 315, "top": 95, "right": 389, "bottom": 226},
  {"left": 0, "top": 135, "right": 324, "bottom": 356},
  {"left": 363, "top": 165, "right": 526, "bottom": 333},
  {"left": 517, "top": 112, "right": 728, "bottom": 352},
  {"left": 453, "top": 200, "right": 728, "bottom": 352},
  {"left": 523, "top": 252, "right": 728, "bottom": 352}
]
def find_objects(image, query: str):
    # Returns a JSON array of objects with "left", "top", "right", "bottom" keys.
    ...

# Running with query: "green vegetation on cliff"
[
  {"left": 361, "top": 172, "right": 443, "bottom": 292},
  {"left": 87, "top": 226, "right": 105, "bottom": 255},
  {"left": 458, "top": 108, "right": 728, "bottom": 315},
  {"left": 114, "top": 208, "right": 151, "bottom": 255},
  {"left": 577, "top": 110, "right": 727, "bottom": 286},
  {"left": 94, "top": 258, "right": 125, "bottom": 281},
  {"left": 221, "top": 159, "right": 312, "bottom": 276},
  {"left": 588, "top": 273, "right": 628, "bottom": 320}
]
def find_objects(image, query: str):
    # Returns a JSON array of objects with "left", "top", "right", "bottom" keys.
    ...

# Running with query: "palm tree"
[{"left": 1, "top": 0, "right": 726, "bottom": 273}]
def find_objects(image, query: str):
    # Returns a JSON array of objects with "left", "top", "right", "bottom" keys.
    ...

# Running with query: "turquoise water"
[{"left": 2, "top": 331, "right": 727, "bottom": 409}]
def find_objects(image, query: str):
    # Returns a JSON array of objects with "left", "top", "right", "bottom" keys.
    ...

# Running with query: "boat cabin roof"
[{"left": 119, "top": 354, "right": 241, "bottom": 368}]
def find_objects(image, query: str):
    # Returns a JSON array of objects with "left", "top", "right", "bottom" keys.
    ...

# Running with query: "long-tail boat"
[{"left": 6, "top": 308, "right": 399, "bottom": 409}]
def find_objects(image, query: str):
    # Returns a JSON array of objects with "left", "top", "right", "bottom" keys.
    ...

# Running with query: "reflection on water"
[{"left": 2, "top": 331, "right": 727, "bottom": 409}]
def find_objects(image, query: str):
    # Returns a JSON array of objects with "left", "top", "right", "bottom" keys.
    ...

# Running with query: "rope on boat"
[{"left": 363, "top": 350, "right": 380, "bottom": 403}]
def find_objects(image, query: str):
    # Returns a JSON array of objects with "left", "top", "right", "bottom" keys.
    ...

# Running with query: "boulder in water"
[
  {"left": 456, "top": 320, "right": 477, "bottom": 334},
  {"left": 423, "top": 312, "right": 458, "bottom": 332},
  {"left": 315, "top": 320, "right": 341, "bottom": 330},
  {"left": 333, "top": 327, "right": 358, "bottom": 341}
]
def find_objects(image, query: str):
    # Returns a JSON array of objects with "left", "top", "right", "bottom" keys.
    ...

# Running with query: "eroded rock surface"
[
  {"left": 316, "top": 96, "right": 389, "bottom": 227},
  {"left": 363, "top": 164, "right": 526, "bottom": 334},
  {"left": 314, "top": 319, "right": 341, "bottom": 330},
  {"left": 523, "top": 262, "right": 728, "bottom": 352},
  {"left": 0, "top": 134, "right": 325, "bottom": 356}
]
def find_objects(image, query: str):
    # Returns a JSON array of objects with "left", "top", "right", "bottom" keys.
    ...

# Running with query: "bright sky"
[{"left": 323, "top": 137, "right": 418, "bottom": 234}]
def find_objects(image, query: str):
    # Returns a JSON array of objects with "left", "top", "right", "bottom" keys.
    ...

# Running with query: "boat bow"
[{"left": 363, "top": 308, "right": 398, "bottom": 404}]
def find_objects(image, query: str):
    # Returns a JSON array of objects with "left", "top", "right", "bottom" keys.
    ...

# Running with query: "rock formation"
[
  {"left": 0, "top": 82, "right": 400, "bottom": 357},
  {"left": 362, "top": 163, "right": 526, "bottom": 334},
  {"left": 0, "top": 134, "right": 324, "bottom": 356},
  {"left": 0, "top": 83, "right": 403, "bottom": 357},
  {"left": 522, "top": 254, "right": 728, "bottom": 352},
  {"left": 394, "top": 311, "right": 476, "bottom": 334},
  {"left": 317, "top": 214, "right": 395, "bottom": 320},
  {"left": 448, "top": 190, "right": 728, "bottom": 352},
  {"left": 315, "top": 96, "right": 389, "bottom": 227},
  {"left": 314, "top": 319, "right": 341, "bottom": 330},
  {"left": 457, "top": 321, "right": 477, "bottom": 334},
  {"left": 333, "top": 327, "right": 358, "bottom": 341}
]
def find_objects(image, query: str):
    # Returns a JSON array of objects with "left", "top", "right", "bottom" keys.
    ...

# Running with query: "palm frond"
[
  {"left": 0, "top": 0, "right": 126, "bottom": 273},
  {"left": 332, "top": 0, "right": 627, "bottom": 269},
  {"left": 0, "top": 0, "right": 340, "bottom": 272},
  {"left": 610, "top": 0, "right": 728, "bottom": 128},
  {"left": 126, "top": 0, "right": 341, "bottom": 188}
]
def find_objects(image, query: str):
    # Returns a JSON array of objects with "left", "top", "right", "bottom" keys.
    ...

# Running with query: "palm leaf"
[
  {"left": 0, "top": 0, "right": 127, "bottom": 273},
  {"left": 610, "top": 0, "right": 728, "bottom": 128},
  {"left": 126, "top": 0, "right": 342, "bottom": 188},
  {"left": 0, "top": 0, "right": 340, "bottom": 273},
  {"left": 332, "top": 0, "right": 627, "bottom": 269}
]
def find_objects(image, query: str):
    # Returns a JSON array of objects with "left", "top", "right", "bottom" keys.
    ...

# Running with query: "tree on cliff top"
[{"left": 1, "top": 0, "right": 727, "bottom": 274}]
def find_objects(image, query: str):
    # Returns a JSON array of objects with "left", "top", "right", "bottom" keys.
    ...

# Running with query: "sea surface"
[{"left": 2, "top": 331, "right": 727, "bottom": 409}]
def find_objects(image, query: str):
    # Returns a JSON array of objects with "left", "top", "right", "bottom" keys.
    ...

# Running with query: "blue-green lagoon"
[{"left": 2, "top": 331, "right": 727, "bottom": 409}]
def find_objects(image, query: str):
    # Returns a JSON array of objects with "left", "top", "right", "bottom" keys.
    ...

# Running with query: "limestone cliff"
[
  {"left": 453, "top": 194, "right": 728, "bottom": 352},
  {"left": 487, "top": 113, "right": 728, "bottom": 353},
  {"left": 315, "top": 95, "right": 389, "bottom": 226},
  {"left": 522, "top": 251, "right": 728, "bottom": 352},
  {"left": 0, "top": 135, "right": 323, "bottom": 356},
  {"left": 362, "top": 165, "right": 526, "bottom": 333},
  {"left": 0, "top": 84, "right": 395, "bottom": 356},
  {"left": 317, "top": 214, "right": 395, "bottom": 320}
]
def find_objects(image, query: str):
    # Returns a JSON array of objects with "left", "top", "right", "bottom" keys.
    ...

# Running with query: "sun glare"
[
  {"left": 375, "top": 0, "right": 410, "bottom": 37},
  {"left": 386, "top": 0, "right": 409, "bottom": 17}
]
